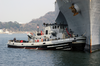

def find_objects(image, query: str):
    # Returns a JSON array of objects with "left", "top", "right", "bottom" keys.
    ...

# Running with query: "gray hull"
[{"left": 55, "top": 0, "right": 100, "bottom": 52}]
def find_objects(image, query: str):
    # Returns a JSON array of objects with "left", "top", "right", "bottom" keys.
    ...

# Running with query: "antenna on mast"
[{"left": 37, "top": 24, "right": 39, "bottom": 33}]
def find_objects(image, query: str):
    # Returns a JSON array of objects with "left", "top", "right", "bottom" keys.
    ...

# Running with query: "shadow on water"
[
  {"left": 45, "top": 50, "right": 100, "bottom": 66},
  {"left": 0, "top": 34, "right": 100, "bottom": 66}
]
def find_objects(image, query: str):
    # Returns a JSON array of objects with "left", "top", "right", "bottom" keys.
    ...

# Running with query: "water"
[{"left": 0, "top": 34, "right": 100, "bottom": 66}]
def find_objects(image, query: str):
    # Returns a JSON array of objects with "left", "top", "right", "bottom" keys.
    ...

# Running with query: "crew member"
[{"left": 13, "top": 38, "right": 16, "bottom": 42}]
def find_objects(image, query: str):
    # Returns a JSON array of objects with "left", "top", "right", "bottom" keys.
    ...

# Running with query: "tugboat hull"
[{"left": 7, "top": 36, "right": 86, "bottom": 51}]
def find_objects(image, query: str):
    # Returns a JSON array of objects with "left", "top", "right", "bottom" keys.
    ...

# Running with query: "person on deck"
[{"left": 13, "top": 38, "right": 16, "bottom": 42}]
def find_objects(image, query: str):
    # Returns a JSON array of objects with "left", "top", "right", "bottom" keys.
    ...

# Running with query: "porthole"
[
  {"left": 55, "top": 26, "right": 56, "bottom": 29},
  {"left": 74, "top": 38, "right": 76, "bottom": 40},
  {"left": 58, "top": 26, "right": 59, "bottom": 28},
  {"left": 43, "top": 43, "right": 45, "bottom": 44},
  {"left": 31, "top": 44, "right": 34, "bottom": 45}
]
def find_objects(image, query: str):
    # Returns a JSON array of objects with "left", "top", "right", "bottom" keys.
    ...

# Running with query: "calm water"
[{"left": 0, "top": 34, "right": 100, "bottom": 66}]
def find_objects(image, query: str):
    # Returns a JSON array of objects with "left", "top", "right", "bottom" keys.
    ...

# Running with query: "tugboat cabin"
[{"left": 34, "top": 23, "right": 68, "bottom": 42}]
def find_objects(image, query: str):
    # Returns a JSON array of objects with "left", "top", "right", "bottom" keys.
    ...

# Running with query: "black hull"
[
  {"left": 71, "top": 43, "right": 86, "bottom": 51},
  {"left": 8, "top": 45, "right": 56, "bottom": 50},
  {"left": 8, "top": 44, "right": 71, "bottom": 50},
  {"left": 8, "top": 43, "right": 85, "bottom": 51}
]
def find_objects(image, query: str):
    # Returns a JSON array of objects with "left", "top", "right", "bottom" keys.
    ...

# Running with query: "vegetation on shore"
[{"left": 0, "top": 11, "right": 55, "bottom": 32}]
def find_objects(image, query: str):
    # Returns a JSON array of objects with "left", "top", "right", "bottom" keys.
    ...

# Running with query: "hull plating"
[{"left": 55, "top": 0, "right": 100, "bottom": 52}]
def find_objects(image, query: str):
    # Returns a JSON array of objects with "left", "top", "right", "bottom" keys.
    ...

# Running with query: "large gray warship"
[{"left": 55, "top": 0, "right": 100, "bottom": 53}]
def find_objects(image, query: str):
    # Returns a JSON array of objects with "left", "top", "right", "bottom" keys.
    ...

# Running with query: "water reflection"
[{"left": 48, "top": 51, "right": 100, "bottom": 66}]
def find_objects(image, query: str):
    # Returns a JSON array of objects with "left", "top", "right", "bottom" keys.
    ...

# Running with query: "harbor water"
[{"left": 0, "top": 34, "right": 100, "bottom": 66}]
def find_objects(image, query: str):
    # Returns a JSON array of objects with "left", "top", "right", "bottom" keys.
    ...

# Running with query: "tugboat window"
[
  {"left": 53, "top": 26, "right": 54, "bottom": 29},
  {"left": 46, "top": 30, "right": 48, "bottom": 35},
  {"left": 37, "top": 33, "right": 41, "bottom": 36},
  {"left": 58, "top": 26, "right": 59, "bottom": 29},
  {"left": 55, "top": 26, "right": 56, "bottom": 29}
]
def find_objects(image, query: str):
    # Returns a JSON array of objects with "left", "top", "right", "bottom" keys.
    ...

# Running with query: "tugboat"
[{"left": 7, "top": 23, "right": 86, "bottom": 50}]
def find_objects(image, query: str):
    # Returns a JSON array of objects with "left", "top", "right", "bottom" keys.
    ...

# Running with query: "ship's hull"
[
  {"left": 7, "top": 36, "right": 86, "bottom": 51},
  {"left": 8, "top": 43, "right": 71, "bottom": 50},
  {"left": 55, "top": 0, "right": 100, "bottom": 52},
  {"left": 8, "top": 43, "right": 85, "bottom": 51}
]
